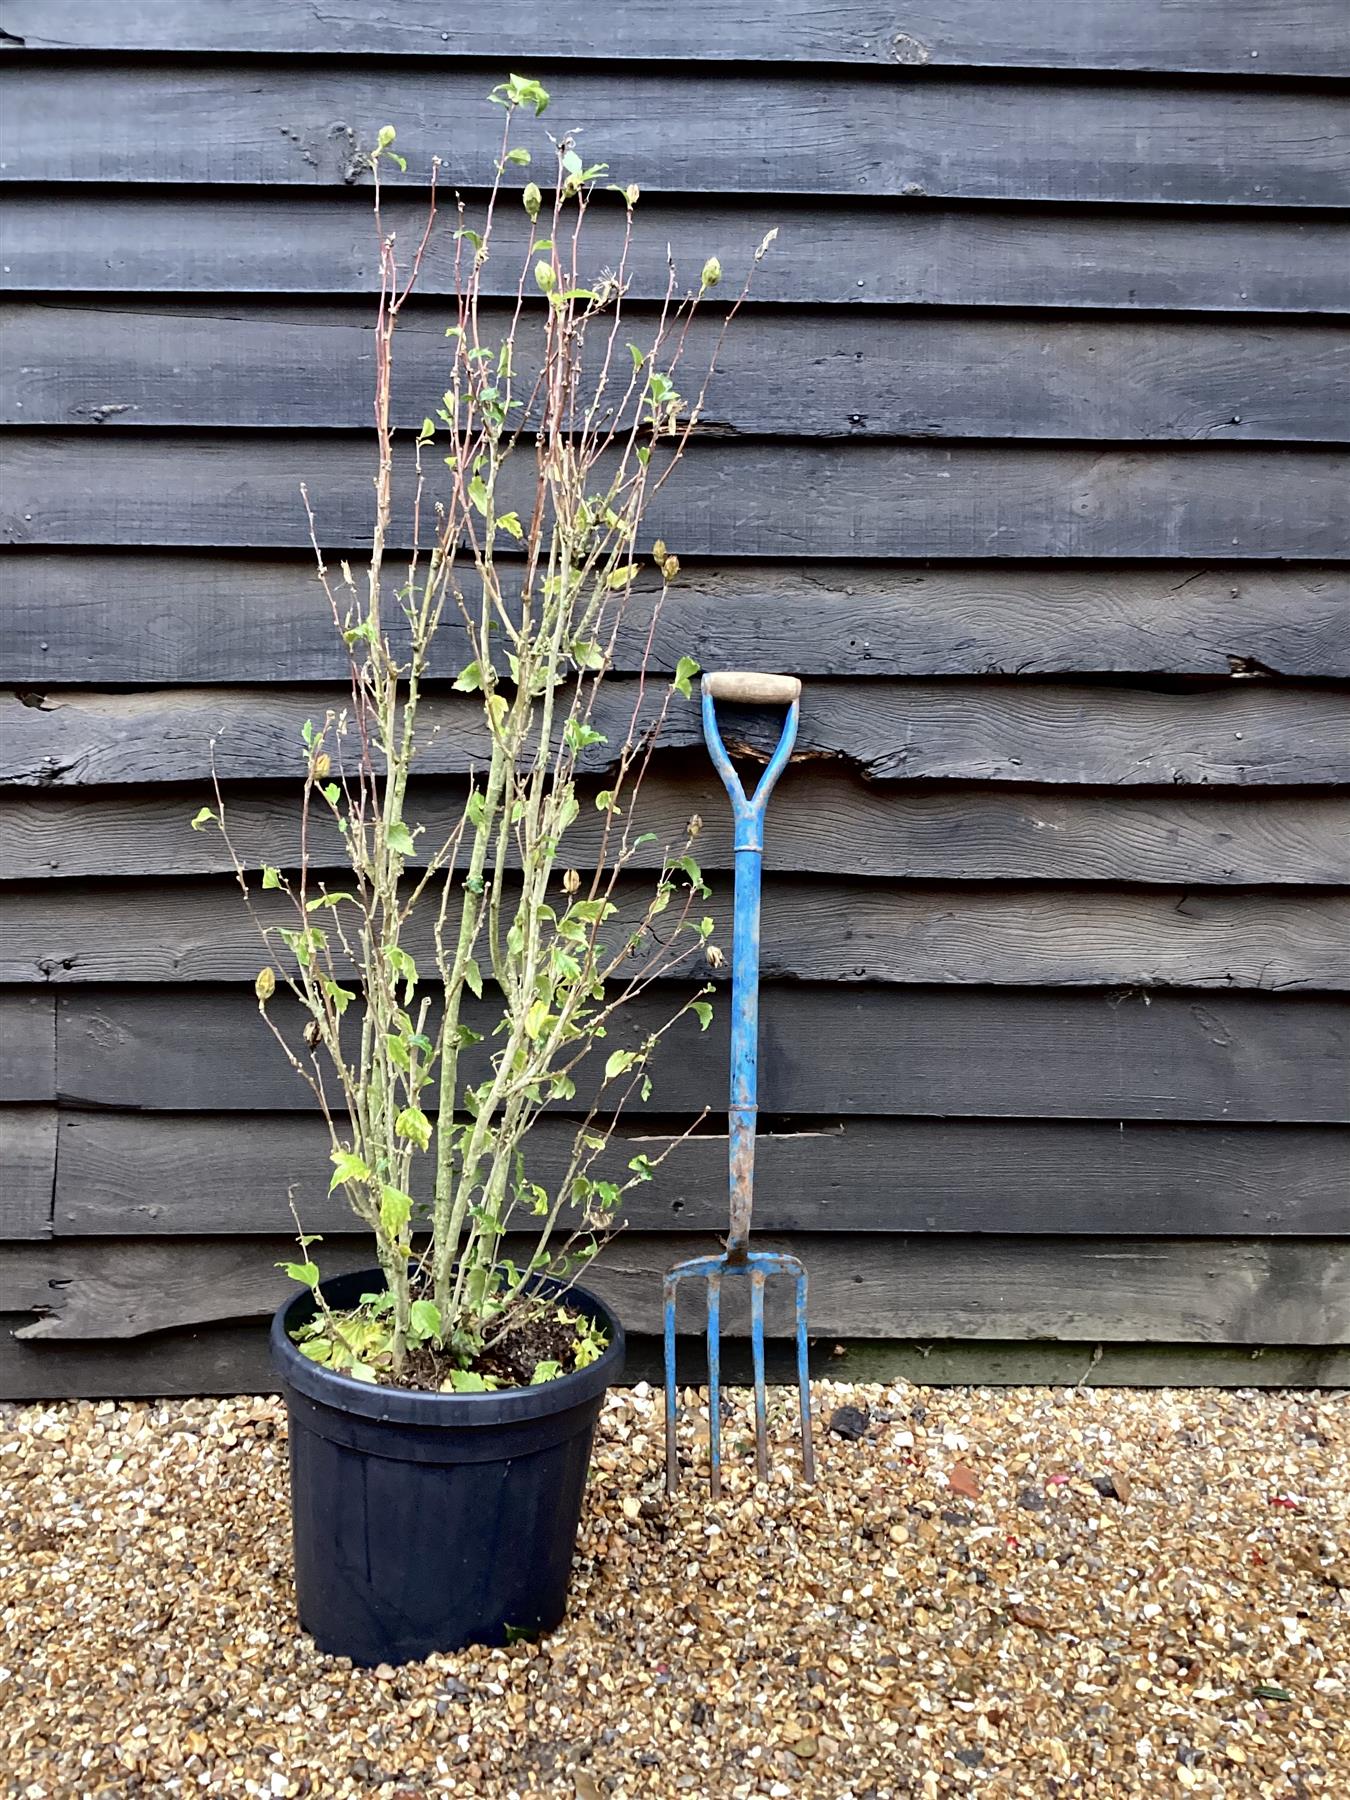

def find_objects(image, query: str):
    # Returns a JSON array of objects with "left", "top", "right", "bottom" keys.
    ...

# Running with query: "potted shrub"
[{"left": 193, "top": 77, "right": 771, "bottom": 1663}]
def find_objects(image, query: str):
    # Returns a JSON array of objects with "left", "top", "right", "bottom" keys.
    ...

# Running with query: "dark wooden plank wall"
[{"left": 0, "top": 2, "right": 1347, "bottom": 1396}]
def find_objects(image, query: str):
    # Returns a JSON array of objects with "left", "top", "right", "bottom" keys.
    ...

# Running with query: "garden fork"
[{"left": 663, "top": 671, "right": 816, "bottom": 1497}]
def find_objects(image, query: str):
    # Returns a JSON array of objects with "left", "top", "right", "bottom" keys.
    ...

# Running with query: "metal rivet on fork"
[{"left": 663, "top": 672, "right": 816, "bottom": 1497}]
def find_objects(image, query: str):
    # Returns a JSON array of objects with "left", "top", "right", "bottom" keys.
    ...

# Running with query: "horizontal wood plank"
[
  {"left": 6, "top": 1234, "right": 1345, "bottom": 1343},
  {"left": 0, "top": 1106, "right": 55, "bottom": 1238},
  {"left": 52, "top": 988, "right": 1350, "bottom": 1123},
  {"left": 7, "top": 194, "right": 1346, "bottom": 315},
  {"left": 5, "top": 67, "right": 1347, "bottom": 208},
  {"left": 6, "top": 0, "right": 1346, "bottom": 77},
  {"left": 6, "top": 682, "right": 1348, "bottom": 789},
  {"left": 9, "top": 777, "right": 1349, "bottom": 887},
  {"left": 10, "top": 555, "right": 1350, "bottom": 683},
  {"left": 7, "top": 435, "right": 1347, "bottom": 559},
  {"left": 7, "top": 878, "right": 1348, "bottom": 992},
  {"left": 0, "top": 993, "right": 53, "bottom": 1102},
  {"left": 4, "top": 1322, "right": 1344, "bottom": 1400},
  {"left": 9, "top": 302, "right": 1348, "bottom": 443},
  {"left": 53, "top": 1111, "right": 1350, "bottom": 1237}
]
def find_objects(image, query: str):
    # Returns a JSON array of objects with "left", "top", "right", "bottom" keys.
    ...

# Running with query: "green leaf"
[
  {"left": 701, "top": 255, "right": 722, "bottom": 291},
  {"left": 347, "top": 1362, "right": 378, "bottom": 1384},
  {"left": 594, "top": 789, "right": 618, "bottom": 813},
  {"left": 468, "top": 473, "right": 490, "bottom": 515},
  {"left": 417, "top": 416, "right": 435, "bottom": 443},
  {"left": 322, "top": 978, "right": 356, "bottom": 1016},
  {"left": 533, "top": 260, "right": 556, "bottom": 295},
  {"left": 496, "top": 510, "right": 524, "bottom": 541},
  {"left": 503, "top": 146, "right": 531, "bottom": 166},
  {"left": 409, "top": 1298, "right": 442, "bottom": 1340},
  {"left": 1252, "top": 1684, "right": 1293, "bottom": 1702},
  {"left": 280, "top": 1261, "right": 320, "bottom": 1288},
  {"left": 376, "top": 125, "right": 397, "bottom": 151},
  {"left": 329, "top": 1148, "right": 371, "bottom": 1193},
  {"left": 640, "top": 1075, "right": 654, "bottom": 1102},
  {"left": 627, "top": 343, "right": 645, "bottom": 373},
  {"left": 444, "top": 1368, "right": 495, "bottom": 1393},
  {"left": 190, "top": 806, "right": 217, "bottom": 832},
  {"left": 261, "top": 865, "right": 282, "bottom": 890},
  {"left": 461, "top": 956, "right": 484, "bottom": 999},
  {"left": 563, "top": 718, "right": 606, "bottom": 753},
  {"left": 627, "top": 1153, "right": 655, "bottom": 1182},
  {"left": 395, "top": 1105, "right": 432, "bottom": 1150},
  {"left": 386, "top": 820, "right": 416, "bottom": 858},
  {"left": 385, "top": 943, "right": 418, "bottom": 1000},
  {"left": 530, "top": 1359, "right": 563, "bottom": 1385},
  {"left": 522, "top": 181, "right": 542, "bottom": 219},
  {"left": 379, "top": 1184, "right": 412, "bottom": 1237},
  {"left": 306, "top": 890, "right": 354, "bottom": 911},
  {"left": 672, "top": 655, "right": 700, "bottom": 700},
  {"left": 453, "top": 659, "right": 484, "bottom": 693},
  {"left": 606, "top": 562, "right": 641, "bottom": 590},
  {"left": 299, "top": 1338, "right": 332, "bottom": 1364},
  {"left": 568, "top": 899, "right": 614, "bottom": 924},
  {"left": 604, "top": 1049, "right": 637, "bottom": 1082},
  {"left": 691, "top": 1000, "right": 713, "bottom": 1031},
  {"left": 570, "top": 639, "right": 605, "bottom": 671}
]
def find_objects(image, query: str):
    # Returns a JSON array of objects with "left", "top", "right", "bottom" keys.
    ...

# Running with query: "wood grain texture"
[
  {"left": 5, "top": 66, "right": 1346, "bottom": 207},
  {"left": 4, "top": 1322, "right": 1343, "bottom": 1402},
  {"left": 6, "top": 683, "right": 1347, "bottom": 789},
  {"left": 7, "top": 878, "right": 1348, "bottom": 992},
  {"left": 9, "top": 778, "right": 1349, "bottom": 888},
  {"left": 8, "top": 193, "right": 1347, "bottom": 315},
  {"left": 11, "top": 554, "right": 1350, "bottom": 683},
  {"left": 0, "top": 1106, "right": 55, "bottom": 1239},
  {"left": 6, "top": 1234, "right": 1345, "bottom": 1343},
  {"left": 9, "top": 301, "right": 1348, "bottom": 443},
  {"left": 8, "top": 435, "right": 1347, "bottom": 559},
  {"left": 53, "top": 1111, "right": 1350, "bottom": 1238},
  {"left": 6, "top": 0, "right": 1345, "bottom": 76},
  {"left": 52, "top": 988, "right": 1350, "bottom": 1124},
  {"left": 0, "top": 994, "right": 53, "bottom": 1102}
]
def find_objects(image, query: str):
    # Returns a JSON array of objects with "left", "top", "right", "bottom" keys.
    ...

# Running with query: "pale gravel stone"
[{"left": 1, "top": 1382, "right": 1346, "bottom": 1797}]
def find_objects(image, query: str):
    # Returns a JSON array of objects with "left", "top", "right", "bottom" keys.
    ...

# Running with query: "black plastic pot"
[{"left": 270, "top": 1267, "right": 624, "bottom": 1665}]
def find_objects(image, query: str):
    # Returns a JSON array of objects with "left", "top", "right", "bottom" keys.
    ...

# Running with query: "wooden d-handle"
[{"left": 703, "top": 671, "right": 802, "bottom": 705}]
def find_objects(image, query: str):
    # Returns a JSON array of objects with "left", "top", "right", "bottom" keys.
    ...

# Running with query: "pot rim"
[{"left": 271, "top": 1266, "right": 625, "bottom": 1427}]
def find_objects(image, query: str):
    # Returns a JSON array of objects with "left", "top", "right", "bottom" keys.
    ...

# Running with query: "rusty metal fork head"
[{"left": 663, "top": 1250, "right": 815, "bottom": 1497}]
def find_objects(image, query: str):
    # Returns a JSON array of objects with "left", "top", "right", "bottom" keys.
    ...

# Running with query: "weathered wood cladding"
[
  {"left": 8, "top": 556, "right": 1350, "bottom": 682},
  {"left": 7, "top": 66, "right": 1349, "bottom": 207},
  {"left": 7, "top": 435, "right": 1349, "bottom": 558},
  {"left": 9, "top": 194, "right": 1348, "bottom": 314},
  {"left": 0, "top": 15, "right": 1346, "bottom": 1393},
  {"left": 8, "top": 303, "right": 1349, "bottom": 442},
  {"left": 7, "top": 0, "right": 1347, "bottom": 78}
]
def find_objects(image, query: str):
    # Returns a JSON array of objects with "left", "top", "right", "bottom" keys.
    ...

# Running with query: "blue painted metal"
[{"left": 663, "top": 677, "right": 817, "bottom": 1496}]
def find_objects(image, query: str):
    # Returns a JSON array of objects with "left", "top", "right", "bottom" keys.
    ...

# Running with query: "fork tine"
[
  {"left": 795, "top": 1267, "right": 816, "bottom": 1485},
  {"left": 706, "top": 1274, "right": 723, "bottom": 1500},
  {"left": 663, "top": 1272, "right": 680, "bottom": 1495},
  {"left": 750, "top": 1269, "right": 769, "bottom": 1484}
]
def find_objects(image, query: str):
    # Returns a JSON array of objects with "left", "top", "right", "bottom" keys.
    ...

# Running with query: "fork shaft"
[{"left": 726, "top": 839, "right": 762, "bottom": 1256}]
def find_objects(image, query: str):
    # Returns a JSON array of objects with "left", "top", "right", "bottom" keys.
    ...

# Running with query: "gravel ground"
[{"left": 2, "top": 1381, "right": 1346, "bottom": 1799}]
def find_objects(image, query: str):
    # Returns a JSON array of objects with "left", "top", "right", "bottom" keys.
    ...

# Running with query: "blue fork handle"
[{"left": 701, "top": 675, "right": 800, "bottom": 1257}]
